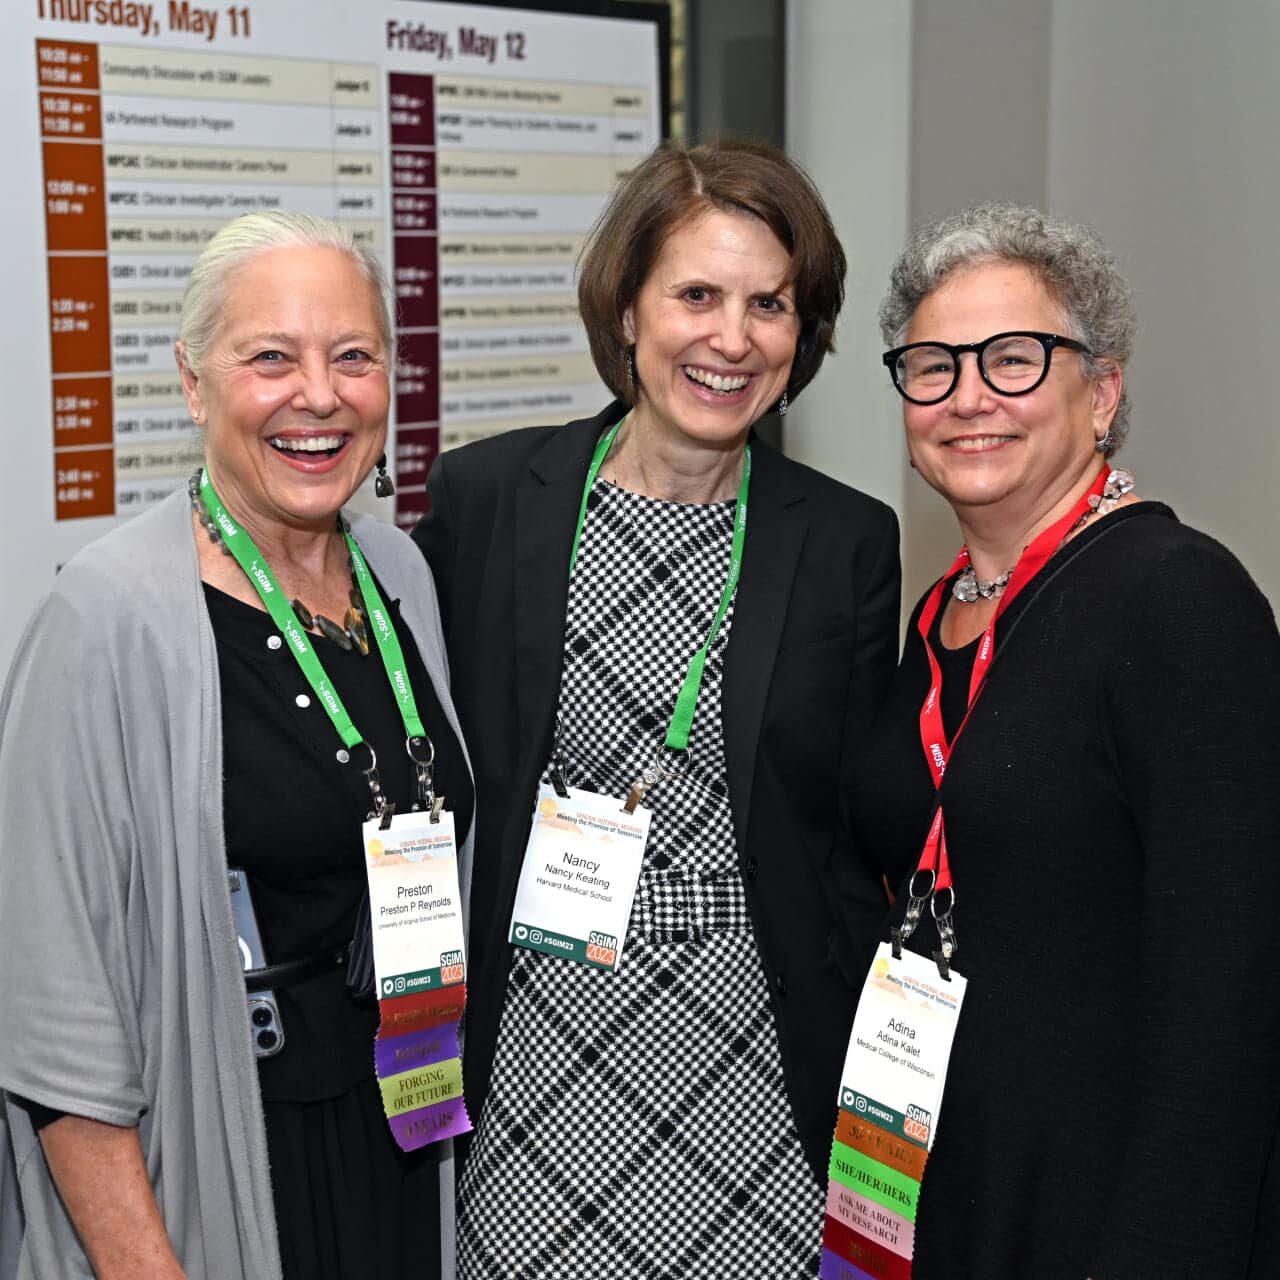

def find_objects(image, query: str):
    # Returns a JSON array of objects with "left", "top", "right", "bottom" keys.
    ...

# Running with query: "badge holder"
[
  {"left": 821, "top": 888, "right": 967, "bottom": 1279},
  {"left": 509, "top": 771, "right": 651, "bottom": 973}
]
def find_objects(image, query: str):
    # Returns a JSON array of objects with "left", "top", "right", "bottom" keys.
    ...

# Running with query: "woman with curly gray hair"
[{"left": 837, "top": 204, "right": 1279, "bottom": 1278}]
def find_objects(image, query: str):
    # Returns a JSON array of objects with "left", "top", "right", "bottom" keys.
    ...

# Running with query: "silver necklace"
[
  {"left": 952, "top": 467, "right": 1136, "bottom": 605},
  {"left": 952, "top": 565, "right": 1011, "bottom": 603}
]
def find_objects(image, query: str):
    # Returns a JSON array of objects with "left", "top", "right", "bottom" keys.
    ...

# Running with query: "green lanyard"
[
  {"left": 568, "top": 421, "right": 750, "bottom": 805},
  {"left": 198, "top": 470, "right": 436, "bottom": 818}
]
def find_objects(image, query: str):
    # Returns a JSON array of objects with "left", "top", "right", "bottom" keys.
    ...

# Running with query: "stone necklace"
[
  {"left": 187, "top": 471, "right": 371, "bottom": 654},
  {"left": 952, "top": 467, "right": 1135, "bottom": 604}
]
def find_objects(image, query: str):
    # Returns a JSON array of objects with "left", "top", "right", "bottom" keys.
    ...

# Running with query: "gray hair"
[
  {"left": 177, "top": 210, "right": 394, "bottom": 372},
  {"left": 879, "top": 202, "right": 1137, "bottom": 450}
]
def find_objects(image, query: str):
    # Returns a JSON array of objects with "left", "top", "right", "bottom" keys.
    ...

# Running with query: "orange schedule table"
[{"left": 37, "top": 37, "right": 381, "bottom": 520}]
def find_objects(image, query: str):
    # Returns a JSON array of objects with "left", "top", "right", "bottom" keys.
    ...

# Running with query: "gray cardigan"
[{"left": 0, "top": 488, "right": 472, "bottom": 1279}]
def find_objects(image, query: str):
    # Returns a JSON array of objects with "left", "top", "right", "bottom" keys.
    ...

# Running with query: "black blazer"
[{"left": 413, "top": 403, "right": 901, "bottom": 1180}]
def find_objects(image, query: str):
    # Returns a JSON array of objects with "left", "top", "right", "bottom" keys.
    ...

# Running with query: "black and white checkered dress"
[{"left": 456, "top": 479, "right": 822, "bottom": 1280}]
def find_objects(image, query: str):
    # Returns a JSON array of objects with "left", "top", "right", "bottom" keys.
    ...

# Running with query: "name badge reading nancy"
[
  {"left": 362, "top": 811, "right": 466, "bottom": 1001},
  {"left": 839, "top": 942, "right": 966, "bottom": 1153},
  {"left": 508, "top": 783, "right": 650, "bottom": 972}
]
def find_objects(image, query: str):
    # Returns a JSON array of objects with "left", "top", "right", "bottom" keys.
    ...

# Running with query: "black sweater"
[{"left": 852, "top": 503, "right": 1280, "bottom": 1279}]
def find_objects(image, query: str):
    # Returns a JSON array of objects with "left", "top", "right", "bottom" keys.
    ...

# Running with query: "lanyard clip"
[
  {"left": 624, "top": 762, "right": 662, "bottom": 814},
  {"left": 351, "top": 742, "right": 390, "bottom": 823},
  {"left": 931, "top": 885, "right": 958, "bottom": 981},
  {"left": 893, "top": 868, "right": 934, "bottom": 957},
  {"left": 406, "top": 735, "right": 437, "bottom": 813},
  {"left": 623, "top": 747, "right": 689, "bottom": 814}
]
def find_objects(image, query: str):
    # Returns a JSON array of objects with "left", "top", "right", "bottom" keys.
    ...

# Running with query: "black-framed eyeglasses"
[{"left": 882, "top": 331, "right": 1094, "bottom": 405}]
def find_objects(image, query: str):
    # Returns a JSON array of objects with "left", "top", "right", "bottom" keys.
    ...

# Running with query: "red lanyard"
[{"left": 897, "top": 466, "right": 1111, "bottom": 968}]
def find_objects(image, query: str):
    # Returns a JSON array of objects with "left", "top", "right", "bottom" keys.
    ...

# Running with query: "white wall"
[
  {"left": 786, "top": 0, "right": 1280, "bottom": 613},
  {"left": 1047, "top": 0, "right": 1280, "bottom": 607},
  {"left": 784, "top": 0, "right": 912, "bottom": 520}
]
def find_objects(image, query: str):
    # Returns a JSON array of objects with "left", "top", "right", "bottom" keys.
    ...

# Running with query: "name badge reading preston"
[
  {"left": 363, "top": 810, "right": 472, "bottom": 1151},
  {"left": 363, "top": 811, "right": 465, "bottom": 1000},
  {"left": 509, "top": 783, "right": 650, "bottom": 972}
]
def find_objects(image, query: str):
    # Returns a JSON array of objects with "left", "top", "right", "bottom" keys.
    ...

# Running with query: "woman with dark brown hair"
[{"left": 414, "top": 139, "right": 900, "bottom": 1279}]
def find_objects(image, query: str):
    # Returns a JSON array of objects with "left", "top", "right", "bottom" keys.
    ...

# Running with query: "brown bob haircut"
[{"left": 578, "top": 138, "right": 847, "bottom": 407}]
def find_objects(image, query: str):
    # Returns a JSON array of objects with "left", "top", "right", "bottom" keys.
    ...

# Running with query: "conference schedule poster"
[{"left": 5, "top": 0, "right": 662, "bottom": 672}]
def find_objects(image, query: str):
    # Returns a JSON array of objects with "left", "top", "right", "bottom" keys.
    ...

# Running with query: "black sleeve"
[
  {"left": 838, "top": 505, "right": 902, "bottom": 856},
  {"left": 1093, "top": 538, "right": 1280, "bottom": 1277},
  {"left": 829, "top": 505, "right": 902, "bottom": 962},
  {"left": 411, "top": 453, "right": 457, "bottom": 634},
  {"left": 846, "top": 505, "right": 903, "bottom": 751},
  {"left": 8, "top": 1092, "right": 68, "bottom": 1131}
]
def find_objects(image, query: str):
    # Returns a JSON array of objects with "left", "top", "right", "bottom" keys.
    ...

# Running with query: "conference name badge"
[
  {"left": 363, "top": 810, "right": 465, "bottom": 998},
  {"left": 509, "top": 782, "right": 650, "bottom": 972},
  {"left": 819, "top": 943, "right": 966, "bottom": 1278},
  {"left": 838, "top": 943, "right": 966, "bottom": 1145},
  {"left": 363, "top": 810, "right": 472, "bottom": 1150}
]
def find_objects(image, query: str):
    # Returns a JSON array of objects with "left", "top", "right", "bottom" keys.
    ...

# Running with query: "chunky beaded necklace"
[
  {"left": 187, "top": 470, "right": 371, "bottom": 654},
  {"left": 952, "top": 467, "right": 1135, "bottom": 604}
]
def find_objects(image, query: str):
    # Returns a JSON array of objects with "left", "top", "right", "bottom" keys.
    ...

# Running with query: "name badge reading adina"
[
  {"left": 508, "top": 783, "right": 650, "bottom": 972},
  {"left": 820, "top": 944, "right": 966, "bottom": 1278}
]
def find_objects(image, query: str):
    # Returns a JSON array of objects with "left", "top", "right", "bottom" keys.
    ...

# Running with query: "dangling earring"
[
  {"left": 626, "top": 345, "right": 636, "bottom": 400},
  {"left": 1094, "top": 429, "right": 1115, "bottom": 454},
  {"left": 777, "top": 390, "right": 788, "bottom": 417},
  {"left": 374, "top": 452, "right": 395, "bottom": 498}
]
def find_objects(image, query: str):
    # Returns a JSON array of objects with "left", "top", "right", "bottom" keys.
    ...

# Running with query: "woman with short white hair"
[{"left": 0, "top": 210, "right": 472, "bottom": 1280}]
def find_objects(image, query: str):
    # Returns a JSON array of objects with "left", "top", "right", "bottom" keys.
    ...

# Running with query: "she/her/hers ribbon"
[{"left": 821, "top": 1102, "right": 924, "bottom": 1279}]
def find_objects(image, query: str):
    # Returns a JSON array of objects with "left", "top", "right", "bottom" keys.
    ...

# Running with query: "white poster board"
[{"left": 3, "top": 0, "right": 665, "bottom": 674}]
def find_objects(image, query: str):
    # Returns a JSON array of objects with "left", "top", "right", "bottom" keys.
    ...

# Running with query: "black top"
[
  {"left": 412, "top": 402, "right": 903, "bottom": 1182},
  {"left": 207, "top": 581, "right": 473, "bottom": 1100},
  {"left": 14, "top": 580, "right": 473, "bottom": 1127},
  {"left": 852, "top": 503, "right": 1280, "bottom": 1279}
]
